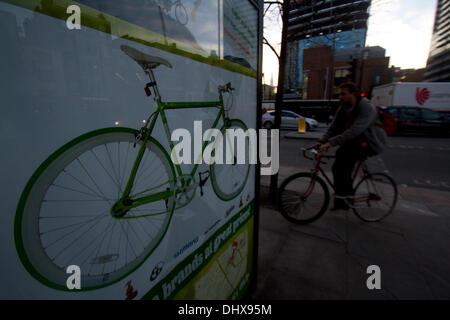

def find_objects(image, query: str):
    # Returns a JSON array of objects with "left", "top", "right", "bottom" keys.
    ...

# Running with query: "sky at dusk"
[{"left": 263, "top": 0, "right": 438, "bottom": 85}]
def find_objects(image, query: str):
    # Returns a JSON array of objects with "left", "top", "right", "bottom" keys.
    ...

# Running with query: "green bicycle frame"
[{"left": 113, "top": 73, "right": 230, "bottom": 216}]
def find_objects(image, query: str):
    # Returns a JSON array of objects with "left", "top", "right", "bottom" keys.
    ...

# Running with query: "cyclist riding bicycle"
[{"left": 317, "top": 82, "right": 387, "bottom": 211}]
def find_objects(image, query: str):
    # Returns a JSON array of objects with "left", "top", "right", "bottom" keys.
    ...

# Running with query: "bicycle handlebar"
[
  {"left": 301, "top": 144, "right": 335, "bottom": 161},
  {"left": 302, "top": 147, "right": 317, "bottom": 160}
]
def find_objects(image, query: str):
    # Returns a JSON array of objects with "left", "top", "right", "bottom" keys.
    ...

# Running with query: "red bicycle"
[{"left": 277, "top": 145, "right": 398, "bottom": 224}]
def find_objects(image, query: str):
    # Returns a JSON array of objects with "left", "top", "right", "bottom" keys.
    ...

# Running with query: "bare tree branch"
[
  {"left": 263, "top": 37, "right": 280, "bottom": 60},
  {"left": 264, "top": 2, "right": 273, "bottom": 16}
]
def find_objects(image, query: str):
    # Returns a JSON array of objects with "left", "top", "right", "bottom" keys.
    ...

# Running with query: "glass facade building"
[
  {"left": 425, "top": 0, "right": 450, "bottom": 82},
  {"left": 285, "top": 0, "right": 371, "bottom": 94}
]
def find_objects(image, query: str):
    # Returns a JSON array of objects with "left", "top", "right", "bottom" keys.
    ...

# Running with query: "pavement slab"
[{"left": 253, "top": 180, "right": 450, "bottom": 300}]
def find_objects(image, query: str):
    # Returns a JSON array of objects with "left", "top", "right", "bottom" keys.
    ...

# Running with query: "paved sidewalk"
[
  {"left": 283, "top": 123, "right": 328, "bottom": 140},
  {"left": 284, "top": 130, "right": 325, "bottom": 141},
  {"left": 252, "top": 166, "right": 450, "bottom": 299}
]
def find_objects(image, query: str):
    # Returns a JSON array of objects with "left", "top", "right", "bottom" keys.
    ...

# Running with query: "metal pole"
[{"left": 269, "top": 0, "right": 290, "bottom": 198}]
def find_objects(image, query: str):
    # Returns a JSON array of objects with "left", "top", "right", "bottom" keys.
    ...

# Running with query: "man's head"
[{"left": 338, "top": 82, "right": 359, "bottom": 108}]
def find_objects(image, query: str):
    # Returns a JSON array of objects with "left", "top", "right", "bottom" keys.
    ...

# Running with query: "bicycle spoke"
[
  {"left": 90, "top": 149, "right": 121, "bottom": 195},
  {"left": 104, "top": 144, "right": 122, "bottom": 197},
  {"left": 42, "top": 199, "right": 114, "bottom": 202},
  {"left": 118, "top": 142, "right": 132, "bottom": 190},
  {"left": 86, "top": 217, "right": 116, "bottom": 276},
  {"left": 40, "top": 211, "right": 109, "bottom": 236},
  {"left": 62, "top": 169, "right": 109, "bottom": 201},
  {"left": 353, "top": 173, "right": 396, "bottom": 221},
  {"left": 70, "top": 217, "right": 115, "bottom": 273},
  {"left": 76, "top": 157, "right": 113, "bottom": 205},
  {"left": 40, "top": 214, "right": 106, "bottom": 219},
  {"left": 278, "top": 174, "right": 328, "bottom": 224},
  {"left": 128, "top": 210, "right": 153, "bottom": 239},
  {"left": 102, "top": 219, "right": 118, "bottom": 275},
  {"left": 41, "top": 209, "right": 108, "bottom": 244},
  {"left": 120, "top": 220, "right": 138, "bottom": 265},
  {"left": 114, "top": 220, "right": 124, "bottom": 272},
  {"left": 126, "top": 219, "right": 146, "bottom": 252},
  {"left": 48, "top": 214, "right": 109, "bottom": 262},
  {"left": 132, "top": 209, "right": 166, "bottom": 231},
  {"left": 50, "top": 183, "right": 108, "bottom": 201}
]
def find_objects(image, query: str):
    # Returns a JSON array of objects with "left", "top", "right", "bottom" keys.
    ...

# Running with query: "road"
[{"left": 276, "top": 129, "right": 450, "bottom": 192}]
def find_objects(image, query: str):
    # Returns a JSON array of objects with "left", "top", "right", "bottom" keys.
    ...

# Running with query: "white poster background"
[{"left": 0, "top": 0, "right": 257, "bottom": 299}]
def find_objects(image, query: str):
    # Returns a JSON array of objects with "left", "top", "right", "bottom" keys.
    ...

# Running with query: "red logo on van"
[{"left": 416, "top": 88, "right": 430, "bottom": 105}]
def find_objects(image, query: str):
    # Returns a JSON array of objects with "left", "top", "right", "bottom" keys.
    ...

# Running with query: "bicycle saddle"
[{"left": 120, "top": 45, "right": 172, "bottom": 70}]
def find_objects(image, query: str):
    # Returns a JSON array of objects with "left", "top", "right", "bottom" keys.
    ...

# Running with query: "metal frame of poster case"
[
  {"left": 2, "top": 0, "right": 263, "bottom": 299},
  {"left": 243, "top": 0, "right": 263, "bottom": 300}
]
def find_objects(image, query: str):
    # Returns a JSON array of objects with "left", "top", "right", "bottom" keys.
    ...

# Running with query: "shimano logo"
[{"left": 173, "top": 236, "right": 199, "bottom": 259}]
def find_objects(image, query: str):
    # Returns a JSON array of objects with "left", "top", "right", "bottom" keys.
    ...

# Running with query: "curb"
[{"left": 284, "top": 132, "right": 324, "bottom": 140}]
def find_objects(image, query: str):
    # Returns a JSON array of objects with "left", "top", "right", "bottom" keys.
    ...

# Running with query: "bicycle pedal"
[
  {"left": 198, "top": 171, "right": 210, "bottom": 186},
  {"left": 198, "top": 171, "right": 210, "bottom": 197},
  {"left": 165, "top": 187, "right": 170, "bottom": 209}
]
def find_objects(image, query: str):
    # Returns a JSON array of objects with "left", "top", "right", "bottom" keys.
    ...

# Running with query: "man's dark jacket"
[{"left": 319, "top": 97, "right": 387, "bottom": 155}]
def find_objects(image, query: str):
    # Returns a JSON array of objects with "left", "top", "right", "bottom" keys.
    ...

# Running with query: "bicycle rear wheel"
[
  {"left": 278, "top": 172, "right": 330, "bottom": 224},
  {"left": 15, "top": 127, "right": 176, "bottom": 291},
  {"left": 352, "top": 173, "right": 397, "bottom": 222}
]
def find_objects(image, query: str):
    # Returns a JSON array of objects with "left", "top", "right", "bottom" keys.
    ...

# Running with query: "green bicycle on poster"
[{"left": 14, "top": 45, "right": 251, "bottom": 291}]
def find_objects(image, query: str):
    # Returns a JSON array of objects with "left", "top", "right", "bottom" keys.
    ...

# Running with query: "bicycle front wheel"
[
  {"left": 352, "top": 173, "right": 397, "bottom": 222},
  {"left": 210, "top": 119, "right": 251, "bottom": 201},
  {"left": 278, "top": 172, "right": 330, "bottom": 224},
  {"left": 15, "top": 127, "right": 176, "bottom": 291}
]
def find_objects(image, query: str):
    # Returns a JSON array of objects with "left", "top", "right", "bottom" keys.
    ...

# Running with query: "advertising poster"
[{"left": 0, "top": 0, "right": 261, "bottom": 299}]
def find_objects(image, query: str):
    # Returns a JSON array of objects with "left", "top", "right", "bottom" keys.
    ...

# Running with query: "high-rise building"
[
  {"left": 284, "top": 0, "right": 371, "bottom": 96},
  {"left": 424, "top": 0, "right": 450, "bottom": 82}
]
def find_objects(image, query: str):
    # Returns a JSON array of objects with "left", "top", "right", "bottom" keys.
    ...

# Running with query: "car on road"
[
  {"left": 262, "top": 110, "right": 319, "bottom": 130},
  {"left": 384, "top": 106, "right": 450, "bottom": 136}
]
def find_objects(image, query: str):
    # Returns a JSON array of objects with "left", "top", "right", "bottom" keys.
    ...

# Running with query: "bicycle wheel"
[
  {"left": 352, "top": 173, "right": 397, "bottom": 222},
  {"left": 210, "top": 119, "right": 251, "bottom": 201},
  {"left": 278, "top": 172, "right": 330, "bottom": 224},
  {"left": 175, "top": 3, "right": 188, "bottom": 25},
  {"left": 15, "top": 127, "right": 176, "bottom": 291}
]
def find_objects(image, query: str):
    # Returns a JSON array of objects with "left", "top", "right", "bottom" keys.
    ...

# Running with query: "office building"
[
  {"left": 424, "top": 0, "right": 450, "bottom": 82},
  {"left": 284, "top": 0, "right": 372, "bottom": 95}
]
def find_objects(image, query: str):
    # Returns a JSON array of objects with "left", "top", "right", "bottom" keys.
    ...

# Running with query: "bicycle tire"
[
  {"left": 14, "top": 127, "right": 176, "bottom": 291},
  {"left": 175, "top": 3, "right": 188, "bottom": 25},
  {"left": 352, "top": 172, "right": 397, "bottom": 222},
  {"left": 210, "top": 119, "right": 251, "bottom": 201},
  {"left": 278, "top": 172, "right": 330, "bottom": 224}
]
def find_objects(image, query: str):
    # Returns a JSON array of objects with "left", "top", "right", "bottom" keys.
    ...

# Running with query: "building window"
[{"left": 334, "top": 69, "right": 351, "bottom": 78}]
